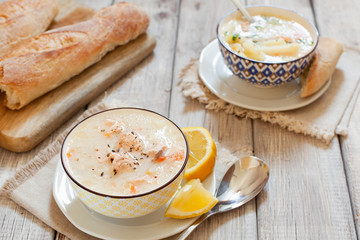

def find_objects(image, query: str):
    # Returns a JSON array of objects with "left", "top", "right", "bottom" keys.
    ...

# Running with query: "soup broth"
[
  {"left": 63, "top": 109, "right": 187, "bottom": 196},
  {"left": 219, "top": 14, "right": 314, "bottom": 62}
]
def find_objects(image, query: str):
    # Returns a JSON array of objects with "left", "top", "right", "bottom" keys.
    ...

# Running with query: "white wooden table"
[{"left": 1, "top": 0, "right": 360, "bottom": 239}]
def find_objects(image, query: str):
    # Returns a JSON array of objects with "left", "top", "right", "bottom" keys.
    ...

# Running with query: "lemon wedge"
[
  {"left": 165, "top": 179, "right": 218, "bottom": 219},
  {"left": 181, "top": 127, "right": 216, "bottom": 181}
]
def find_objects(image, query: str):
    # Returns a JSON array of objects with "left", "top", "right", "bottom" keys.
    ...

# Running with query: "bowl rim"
[
  {"left": 216, "top": 5, "right": 319, "bottom": 64},
  {"left": 60, "top": 107, "right": 189, "bottom": 199}
]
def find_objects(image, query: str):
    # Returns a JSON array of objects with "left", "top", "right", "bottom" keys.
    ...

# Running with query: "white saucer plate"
[
  {"left": 199, "top": 39, "right": 331, "bottom": 112},
  {"left": 53, "top": 160, "right": 216, "bottom": 240}
]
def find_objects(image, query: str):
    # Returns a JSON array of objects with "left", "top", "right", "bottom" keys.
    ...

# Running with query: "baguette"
[
  {"left": 0, "top": 2, "right": 149, "bottom": 110},
  {"left": 0, "top": 0, "right": 58, "bottom": 58},
  {"left": 300, "top": 37, "right": 343, "bottom": 98}
]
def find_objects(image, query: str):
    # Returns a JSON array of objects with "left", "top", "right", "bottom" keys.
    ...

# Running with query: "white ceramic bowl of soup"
[
  {"left": 60, "top": 108, "right": 188, "bottom": 218},
  {"left": 217, "top": 5, "right": 319, "bottom": 87}
]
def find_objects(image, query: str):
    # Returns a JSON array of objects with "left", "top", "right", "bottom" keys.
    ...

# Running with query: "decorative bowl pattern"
[
  {"left": 218, "top": 43, "right": 315, "bottom": 87},
  {"left": 69, "top": 172, "right": 183, "bottom": 218},
  {"left": 217, "top": 6, "right": 319, "bottom": 88},
  {"left": 60, "top": 108, "right": 188, "bottom": 218}
]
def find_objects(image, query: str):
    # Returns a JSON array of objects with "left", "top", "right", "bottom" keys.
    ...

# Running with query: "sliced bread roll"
[
  {"left": 0, "top": 2, "right": 149, "bottom": 110},
  {"left": 300, "top": 37, "right": 343, "bottom": 98},
  {"left": 0, "top": 0, "right": 59, "bottom": 58}
]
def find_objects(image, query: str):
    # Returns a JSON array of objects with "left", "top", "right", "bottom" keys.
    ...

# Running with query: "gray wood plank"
[
  {"left": 254, "top": 123, "right": 356, "bottom": 239},
  {"left": 341, "top": 101, "right": 360, "bottom": 236},
  {"left": 169, "top": 0, "right": 256, "bottom": 239},
  {"left": 0, "top": 137, "right": 59, "bottom": 239},
  {"left": 312, "top": 0, "right": 360, "bottom": 47},
  {"left": 0, "top": 198, "right": 55, "bottom": 240},
  {"left": 247, "top": 0, "right": 357, "bottom": 239},
  {"left": 314, "top": 0, "right": 360, "bottom": 236}
]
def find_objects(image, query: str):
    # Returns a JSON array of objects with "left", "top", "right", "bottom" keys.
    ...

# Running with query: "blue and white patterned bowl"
[{"left": 217, "top": 6, "right": 319, "bottom": 88}]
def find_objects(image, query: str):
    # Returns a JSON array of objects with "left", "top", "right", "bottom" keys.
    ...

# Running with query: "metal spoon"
[
  {"left": 231, "top": 0, "right": 255, "bottom": 23},
  {"left": 177, "top": 156, "right": 269, "bottom": 240}
]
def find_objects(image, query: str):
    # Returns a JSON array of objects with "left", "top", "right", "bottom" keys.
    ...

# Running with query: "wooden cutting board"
[{"left": 0, "top": 1, "right": 156, "bottom": 152}]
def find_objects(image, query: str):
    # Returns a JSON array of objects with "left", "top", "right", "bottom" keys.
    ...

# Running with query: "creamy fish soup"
[
  {"left": 63, "top": 109, "right": 187, "bottom": 196},
  {"left": 220, "top": 14, "right": 314, "bottom": 62}
]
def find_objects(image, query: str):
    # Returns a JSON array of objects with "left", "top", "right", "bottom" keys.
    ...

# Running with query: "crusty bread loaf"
[
  {"left": 0, "top": 2, "right": 149, "bottom": 110},
  {"left": 0, "top": 0, "right": 58, "bottom": 58},
  {"left": 300, "top": 37, "right": 343, "bottom": 98}
]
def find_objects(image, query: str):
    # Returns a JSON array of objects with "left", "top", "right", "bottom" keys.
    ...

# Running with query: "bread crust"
[
  {"left": 0, "top": 2, "right": 149, "bottom": 110},
  {"left": 300, "top": 37, "right": 343, "bottom": 98},
  {"left": 0, "top": 0, "right": 59, "bottom": 58}
]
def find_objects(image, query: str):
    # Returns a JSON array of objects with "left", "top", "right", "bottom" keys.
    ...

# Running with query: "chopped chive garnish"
[{"left": 232, "top": 34, "right": 239, "bottom": 41}]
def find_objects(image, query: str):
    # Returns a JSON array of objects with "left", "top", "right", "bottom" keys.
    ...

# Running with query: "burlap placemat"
[
  {"left": 180, "top": 47, "right": 360, "bottom": 144},
  {"left": 1, "top": 98, "right": 253, "bottom": 240}
]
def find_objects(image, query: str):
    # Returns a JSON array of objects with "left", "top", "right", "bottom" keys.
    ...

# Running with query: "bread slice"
[
  {"left": 0, "top": 0, "right": 58, "bottom": 58},
  {"left": 300, "top": 37, "right": 343, "bottom": 98},
  {"left": 0, "top": 2, "right": 149, "bottom": 110}
]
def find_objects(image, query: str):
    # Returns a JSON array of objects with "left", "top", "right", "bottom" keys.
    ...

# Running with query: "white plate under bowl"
[
  {"left": 199, "top": 39, "right": 331, "bottom": 112},
  {"left": 53, "top": 160, "right": 216, "bottom": 240}
]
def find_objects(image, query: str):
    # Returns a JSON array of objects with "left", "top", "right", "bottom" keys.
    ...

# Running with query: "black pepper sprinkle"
[
  {"left": 98, "top": 157, "right": 101, "bottom": 159},
  {"left": 110, "top": 158, "right": 114, "bottom": 163},
  {"left": 112, "top": 150, "right": 115, "bottom": 152},
  {"left": 133, "top": 167, "right": 136, "bottom": 170},
  {"left": 107, "top": 144, "right": 110, "bottom": 148},
  {"left": 100, "top": 172, "right": 104, "bottom": 177},
  {"left": 100, "top": 129, "right": 105, "bottom": 132},
  {"left": 113, "top": 169, "right": 117, "bottom": 175},
  {"left": 131, "top": 131, "right": 134, "bottom": 135},
  {"left": 92, "top": 168, "right": 94, "bottom": 171}
]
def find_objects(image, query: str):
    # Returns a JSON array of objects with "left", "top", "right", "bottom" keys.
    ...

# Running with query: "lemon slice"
[
  {"left": 181, "top": 127, "right": 216, "bottom": 181},
  {"left": 165, "top": 179, "right": 218, "bottom": 219}
]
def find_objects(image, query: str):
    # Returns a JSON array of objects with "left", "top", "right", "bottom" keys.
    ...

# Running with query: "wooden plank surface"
[
  {"left": 168, "top": 0, "right": 256, "bottom": 239},
  {"left": 341, "top": 98, "right": 360, "bottom": 235},
  {"left": 322, "top": 0, "right": 360, "bottom": 236},
  {"left": 250, "top": 0, "right": 357, "bottom": 239},
  {"left": 1, "top": 0, "right": 360, "bottom": 239}
]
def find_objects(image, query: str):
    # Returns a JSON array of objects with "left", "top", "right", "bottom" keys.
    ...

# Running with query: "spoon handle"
[
  {"left": 231, "top": 0, "right": 254, "bottom": 22},
  {"left": 176, "top": 212, "right": 212, "bottom": 240}
]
